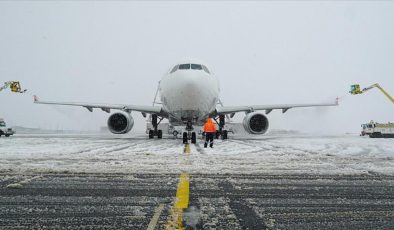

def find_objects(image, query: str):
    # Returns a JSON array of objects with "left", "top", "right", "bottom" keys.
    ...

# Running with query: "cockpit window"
[
  {"left": 178, "top": 64, "right": 191, "bottom": 70},
  {"left": 173, "top": 63, "right": 210, "bottom": 74},
  {"left": 0, "top": 121, "right": 5, "bottom": 127},
  {"left": 191, "top": 64, "right": 202, "bottom": 70},
  {"left": 170, "top": 65, "right": 178, "bottom": 73},
  {"left": 202, "top": 65, "right": 210, "bottom": 74}
]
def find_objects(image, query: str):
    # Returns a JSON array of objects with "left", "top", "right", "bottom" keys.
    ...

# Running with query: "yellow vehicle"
[
  {"left": 350, "top": 83, "right": 393, "bottom": 104},
  {"left": 0, "top": 81, "right": 27, "bottom": 93}
]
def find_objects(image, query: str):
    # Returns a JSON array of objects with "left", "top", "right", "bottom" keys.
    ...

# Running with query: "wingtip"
[{"left": 33, "top": 95, "right": 39, "bottom": 103}]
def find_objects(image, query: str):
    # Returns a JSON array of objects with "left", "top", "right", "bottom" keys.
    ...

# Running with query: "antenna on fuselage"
[
  {"left": 152, "top": 81, "right": 162, "bottom": 106},
  {"left": 147, "top": 81, "right": 162, "bottom": 122}
]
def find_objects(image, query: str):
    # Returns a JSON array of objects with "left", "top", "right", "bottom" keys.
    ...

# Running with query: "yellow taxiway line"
[
  {"left": 183, "top": 143, "right": 190, "bottom": 155},
  {"left": 175, "top": 173, "right": 190, "bottom": 209},
  {"left": 165, "top": 143, "right": 191, "bottom": 229},
  {"left": 165, "top": 173, "right": 190, "bottom": 230}
]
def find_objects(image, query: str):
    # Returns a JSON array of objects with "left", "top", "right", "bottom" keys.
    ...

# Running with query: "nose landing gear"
[
  {"left": 182, "top": 131, "right": 197, "bottom": 144},
  {"left": 182, "top": 120, "right": 197, "bottom": 144}
]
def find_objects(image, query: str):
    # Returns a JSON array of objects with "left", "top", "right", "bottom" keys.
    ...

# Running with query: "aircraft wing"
[
  {"left": 33, "top": 95, "right": 163, "bottom": 115},
  {"left": 216, "top": 99, "right": 339, "bottom": 115}
]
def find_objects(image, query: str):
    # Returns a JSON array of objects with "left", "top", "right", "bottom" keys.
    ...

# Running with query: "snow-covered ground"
[{"left": 0, "top": 134, "right": 393, "bottom": 175}]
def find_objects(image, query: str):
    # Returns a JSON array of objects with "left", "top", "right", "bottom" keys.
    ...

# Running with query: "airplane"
[{"left": 34, "top": 60, "right": 338, "bottom": 144}]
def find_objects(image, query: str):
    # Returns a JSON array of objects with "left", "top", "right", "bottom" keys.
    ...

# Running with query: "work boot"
[
  {"left": 210, "top": 143, "right": 213, "bottom": 148},
  {"left": 204, "top": 143, "right": 207, "bottom": 148}
]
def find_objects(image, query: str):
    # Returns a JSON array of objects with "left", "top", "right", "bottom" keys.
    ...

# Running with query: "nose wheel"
[
  {"left": 183, "top": 132, "right": 187, "bottom": 144},
  {"left": 183, "top": 131, "right": 197, "bottom": 144},
  {"left": 183, "top": 121, "right": 197, "bottom": 144}
]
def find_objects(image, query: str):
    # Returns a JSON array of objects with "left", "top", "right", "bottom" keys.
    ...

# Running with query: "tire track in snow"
[
  {"left": 194, "top": 143, "right": 206, "bottom": 154},
  {"left": 232, "top": 139, "right": 326, "bottom": 156},
  {"left": 228, "top": 139, "right": 283, "bottom": 153},
  {"left": 102, "top": 140, "right": 156, "bottom": 154},
  {"left": 69, "top": 139, "right": 154, "bottom": 155}
]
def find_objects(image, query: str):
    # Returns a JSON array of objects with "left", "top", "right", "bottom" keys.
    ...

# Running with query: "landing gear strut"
[
  {"left": 183, "top": 120, "right": 197, "bottom": 144},
  {"left": 149, "top": 114, "right": 163, "bottom": 139},
  {"left": 215, "top": 114, "right": 228, "bottom": 140}
]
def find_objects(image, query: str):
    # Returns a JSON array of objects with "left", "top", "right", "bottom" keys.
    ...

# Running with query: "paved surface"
[{"left": 0, "top": 172, "right": 393, "bottom": 229}]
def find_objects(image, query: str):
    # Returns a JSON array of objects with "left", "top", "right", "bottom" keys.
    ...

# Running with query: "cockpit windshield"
[
  {"left": 170, "top": 65, "right": 179, "bottom": 73},
  {"left": 202, "top": 65, "right": 210, "bottom": 74},
  {"left": 170, "top": 63, "right": 210, "bottom": 74},
  {"left": 191, "top": 64, "right": 202, "bottom": 70},
  {"left": 178, "top": 64, "right": 191, "bottom": 70},
  {"left": 0, "top": 121, "right": 5, "bottom": 127}
]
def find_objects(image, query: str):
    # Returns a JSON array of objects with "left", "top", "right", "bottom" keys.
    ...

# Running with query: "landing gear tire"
[
  {"left": 191, "top": 132, "right": 196, "bottom": 144},
  {"left": 148, "top": 130, "right": 154, "bottom": 139},
  {"left": 183, "top": 132, "right": 188, "bottom": 144},
  {"left": 157, "top": 130, "right": 163, "bottom": 139},
  {"left": 222, "top": 130, "right": 228, "bottom": 140}
]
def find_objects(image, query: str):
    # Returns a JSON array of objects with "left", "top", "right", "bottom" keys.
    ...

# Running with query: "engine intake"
[
  {"left": 243, "top": 112, "right": 269, "bottom": 135},
  {"left": 107, "top": 112, "right": 134, "bottom": 134}
]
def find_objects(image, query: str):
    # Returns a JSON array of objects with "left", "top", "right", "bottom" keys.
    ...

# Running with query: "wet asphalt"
[{"left": 0, "top": 172, "right": 393, "bottom": 229}]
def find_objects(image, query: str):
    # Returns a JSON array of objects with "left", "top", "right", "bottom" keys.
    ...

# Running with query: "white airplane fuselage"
[{"left": 159, "top": 68, "right": 220, "bottom": 126}]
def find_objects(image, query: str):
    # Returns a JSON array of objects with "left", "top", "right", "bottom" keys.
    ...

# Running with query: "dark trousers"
[{"left": 204, "top": 132, "right": 214, "bottom": 147}]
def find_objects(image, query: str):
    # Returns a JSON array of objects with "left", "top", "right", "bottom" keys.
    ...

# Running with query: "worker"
[{"left": 203, "top": 117, "right": 217, "bottom": 148}]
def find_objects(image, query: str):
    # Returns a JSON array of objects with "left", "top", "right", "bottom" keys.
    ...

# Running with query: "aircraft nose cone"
[
  {"left": 171, "top": 73, "right": 207, "bottom": 109},
  {"left": 160, "top": 70, "right": 218, "bottom": 117},
  {"left": 172, "top": 71, "right": 203, "bottom": 93}
]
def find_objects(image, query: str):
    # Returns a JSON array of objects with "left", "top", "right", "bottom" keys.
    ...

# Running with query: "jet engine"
[
  {"left": 107, "top": 112, "right": 134, "bottom": 134},
  {"left": 243, "top": 112, "right": 269, "bottom": 135}
]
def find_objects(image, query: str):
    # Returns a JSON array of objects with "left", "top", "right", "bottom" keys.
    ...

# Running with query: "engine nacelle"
[
  {"left": 107, "top": 112, "right": 134, "bottom": 134},
  {"left": 243, "top": 112, "right": 269, "bottom": 135}
]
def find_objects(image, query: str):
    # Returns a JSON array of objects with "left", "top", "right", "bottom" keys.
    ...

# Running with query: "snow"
[{"left": 0, "top": 134, "right": 393, "bottom": 175}]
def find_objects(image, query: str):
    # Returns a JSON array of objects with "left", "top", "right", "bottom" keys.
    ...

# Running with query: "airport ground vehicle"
[
  {"left": 0, "top": 119, "right": 15, "bottom": 137},
  {"left": 350, "top": 83, "right": 394, "bottom": 138},
  {"left": 0, "top": 81, "right": 27, "bottom": 93},
  {"left": 361, "top": 121, "right": 394, "bottom": 138},
  {"left": 350, "top": 83, "right": 393, "bottom": 104}
]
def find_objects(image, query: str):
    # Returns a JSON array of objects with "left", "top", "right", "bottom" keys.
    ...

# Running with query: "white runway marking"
[{"left": 147, "top": 203, "right": 165, "bottom": 230}]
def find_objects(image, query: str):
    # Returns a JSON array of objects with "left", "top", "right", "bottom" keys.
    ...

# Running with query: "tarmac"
[{"left": 1, "top": 172, "right": 393, "bottom": 229}]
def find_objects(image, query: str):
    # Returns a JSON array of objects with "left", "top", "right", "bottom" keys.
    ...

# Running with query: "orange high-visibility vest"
[{"left": 203, "top": 118, "right": 217, "bottom": 133}]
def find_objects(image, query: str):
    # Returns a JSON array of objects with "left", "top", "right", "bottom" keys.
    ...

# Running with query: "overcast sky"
[{"left": 0, "top": 1, "right": 393, "bottom": 134}]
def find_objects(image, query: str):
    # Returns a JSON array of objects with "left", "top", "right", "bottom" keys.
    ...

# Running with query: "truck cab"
[
  {"left": 0, "top": 119, "right": 15, "bottom": 137},
  {"left": 361, "top": 123, "right": 374, "bottom": 136}
]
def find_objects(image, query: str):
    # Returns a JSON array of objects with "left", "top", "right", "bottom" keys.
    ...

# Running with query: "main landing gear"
[
  {"left": 149, "top": 114, "right": 163, "bottom": 139},
  {"left": 182, "top": 121, "right": 197, "bottom": 144},
  {"left": 215, "top": 114, "right": 228, "bottom": 140}
]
